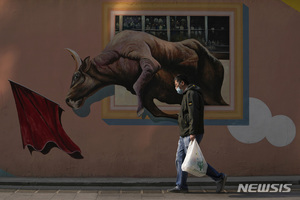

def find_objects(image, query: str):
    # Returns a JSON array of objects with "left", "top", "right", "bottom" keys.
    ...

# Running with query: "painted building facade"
[{"left": 0, "top": 0, "right": 299, "bottom": 177}]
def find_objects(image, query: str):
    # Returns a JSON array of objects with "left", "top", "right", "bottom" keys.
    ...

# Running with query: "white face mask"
[{"left": 176, "top": 87, "right": 183, "bottom": 94}]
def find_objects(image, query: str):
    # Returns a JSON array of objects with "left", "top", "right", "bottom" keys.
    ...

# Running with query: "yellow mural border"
[{"left": 101, "top": 2, "right": 244, "bottom": 120}]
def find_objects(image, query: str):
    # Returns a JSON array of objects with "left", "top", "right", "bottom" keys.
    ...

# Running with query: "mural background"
[{"left": 0, "top": 0, "right": 299, "bottom": 177}]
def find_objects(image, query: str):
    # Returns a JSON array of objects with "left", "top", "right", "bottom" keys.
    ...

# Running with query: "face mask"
[{"left": 176, "top": 87, "right": 183, "bottom": 94}]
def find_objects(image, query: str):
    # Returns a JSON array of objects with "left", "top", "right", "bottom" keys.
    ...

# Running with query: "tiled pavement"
[
  {"left": 1, "top": 176, "right": 300, "bottom": 199},
  {"left": 1, "top": 188, "right": 300, "bottom": 200}
]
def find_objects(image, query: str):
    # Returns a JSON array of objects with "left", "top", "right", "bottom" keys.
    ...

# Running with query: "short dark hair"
[{"left": 174, "top": 74, "right": 189, "bottom": 85}]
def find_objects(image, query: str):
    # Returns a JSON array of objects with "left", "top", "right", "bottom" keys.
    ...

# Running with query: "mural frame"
[{"left": 100, "top": 2, "right": 249, "bottom": 125}]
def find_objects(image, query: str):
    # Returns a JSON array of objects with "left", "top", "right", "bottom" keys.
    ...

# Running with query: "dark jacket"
[{"left": 178, "top": 84, "right": 204, "bottom": 137}]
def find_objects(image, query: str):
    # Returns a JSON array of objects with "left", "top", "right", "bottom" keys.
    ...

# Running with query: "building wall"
[{"left": 0, "top": 0, "right": 299, "bottom": 177}]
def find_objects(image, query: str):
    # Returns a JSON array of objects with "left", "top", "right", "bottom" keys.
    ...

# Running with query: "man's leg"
[
  {"left": 175, "top": 136, "right": 189, "bottom": 190},
  {"left": 206, "top": 164, "right": 227, "bottom": 193},
  {"left": 169, "top": 136, "right": 189, "bottom": 193},
  {"left": 175, "top": 135, "right": 203, "bottom": 190},
  {"left": 197, "top": 134, "right": 227, "bottom": 193},
  {"left": 206, "top": 164, "right": 224, "bottom": 181}
]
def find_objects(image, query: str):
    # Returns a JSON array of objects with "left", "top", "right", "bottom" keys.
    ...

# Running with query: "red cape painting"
[{"left": 9, "top": 80, "right": 83, "bottom": 159}]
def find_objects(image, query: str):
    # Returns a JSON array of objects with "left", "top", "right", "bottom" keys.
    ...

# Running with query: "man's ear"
[{"left": 80, "top": 56, "right": 91, "bottom": 72}]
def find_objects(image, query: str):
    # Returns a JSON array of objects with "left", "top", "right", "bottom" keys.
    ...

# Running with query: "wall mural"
[{"left": 7, "top": 1, "right": 297, "bottom": 164}]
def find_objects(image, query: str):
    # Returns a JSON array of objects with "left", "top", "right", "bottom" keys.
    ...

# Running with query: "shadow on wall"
[
  {"left": 73, "top": 86, "right": 115, "bottom": 117},
  {"left": 72, "top": 85, "right": 178, "bottom": 125}
]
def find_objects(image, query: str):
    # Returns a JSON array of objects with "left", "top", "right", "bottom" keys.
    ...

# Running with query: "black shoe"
[
  {"left": 167, "top": 186, "right": 189, "bottom": 193},
  {"left": 216, "top": 173, "right": 227, "bottom": 193}
]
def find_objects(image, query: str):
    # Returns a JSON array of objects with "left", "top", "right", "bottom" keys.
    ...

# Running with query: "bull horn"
[{"left": 65, "top": 48, "right": 82, "bottom": 71}]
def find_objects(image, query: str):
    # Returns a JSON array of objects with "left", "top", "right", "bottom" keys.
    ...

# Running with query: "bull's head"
[{"left": 65, "top": 48, "right": 101, "bottom": 109}]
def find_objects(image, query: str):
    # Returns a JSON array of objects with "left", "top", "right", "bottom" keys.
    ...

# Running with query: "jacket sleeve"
[{"left": 187, "top": 91, "right": 201, "bottom": 135}]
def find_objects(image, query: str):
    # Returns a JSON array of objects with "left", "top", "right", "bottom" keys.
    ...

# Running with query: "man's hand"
[{"left": 190, "top": 134, "right": 196, "bottom": 141}]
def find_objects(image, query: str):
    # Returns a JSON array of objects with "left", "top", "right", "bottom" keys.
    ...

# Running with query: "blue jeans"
[{"left": 175, "top": 134, "right": 223, "bottom": 190}]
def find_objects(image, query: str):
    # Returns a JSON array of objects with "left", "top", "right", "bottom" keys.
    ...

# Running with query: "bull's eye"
[
  {"left": 71, "top": 72, "right": 82, "bottom": 87},
  {"left": 73, "top": 72, "right": 81, "bottom": 81}
]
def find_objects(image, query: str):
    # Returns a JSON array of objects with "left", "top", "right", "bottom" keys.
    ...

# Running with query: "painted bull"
[{"left": 65, "top": 30, "right": 227, "bottom": 119}]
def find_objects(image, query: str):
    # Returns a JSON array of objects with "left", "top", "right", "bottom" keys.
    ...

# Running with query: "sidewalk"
[
  {"left": 1, "top": 176, "right": 300, "bottom": 189},
  {"left": 1, "top": 189, "right": 300, "bottom": 200},
  {"left": 0, "top": 176, "right": 300, "bottom": 200}
]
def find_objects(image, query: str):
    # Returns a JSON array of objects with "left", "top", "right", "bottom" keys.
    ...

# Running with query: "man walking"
[{"left": 168, "top": 74, "right": 227, "bottom": 193}]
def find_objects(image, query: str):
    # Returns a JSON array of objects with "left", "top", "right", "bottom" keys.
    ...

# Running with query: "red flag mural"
[{"left": 9, "top": 80, "right": 83, "bottom": 159}]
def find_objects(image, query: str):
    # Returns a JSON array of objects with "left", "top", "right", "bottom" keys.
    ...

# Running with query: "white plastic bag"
[{"left": 181, "top": 139, "right": 208, "bottom": 177}]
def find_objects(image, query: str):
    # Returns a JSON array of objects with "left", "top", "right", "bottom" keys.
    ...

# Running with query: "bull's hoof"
[{"left": 137, "top": 107, "right": 145, "bottom": 117}]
